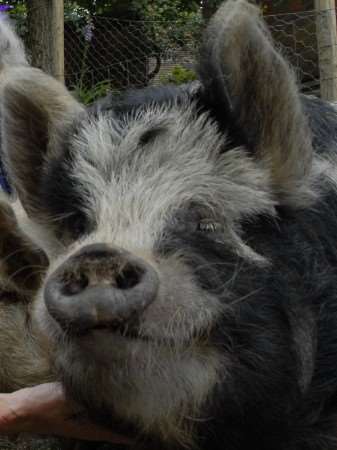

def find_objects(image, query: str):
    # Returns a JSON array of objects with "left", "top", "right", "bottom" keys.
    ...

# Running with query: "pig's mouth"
[
  {"left": 90, "top": 321, "right": 152, "bottom": 342},
  {"left": 74, "top": 316, "right": 210, "bottom": 351}
]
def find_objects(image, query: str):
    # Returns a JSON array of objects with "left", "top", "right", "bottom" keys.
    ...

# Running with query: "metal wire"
[
  {"left": 62, "top": 15, "right": 199, "bottom": 93},
  {"left": 266, "top": 9, "right": 322, "bottom": 95},
  {"left": 12, "top": 8, "right": 337, "bottom": 100}
]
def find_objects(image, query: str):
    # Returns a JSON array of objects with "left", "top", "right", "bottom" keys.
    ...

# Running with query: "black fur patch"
[
  {"left": 39, "top": 145, "right": 95, "bottom": 239},
  {"left": 302, "top": 95, "right": 337, "bottom": 155}
]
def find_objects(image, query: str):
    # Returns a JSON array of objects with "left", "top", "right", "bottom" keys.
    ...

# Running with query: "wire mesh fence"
[
  {"left": 63, "top": 15, "right": 201, "bottom": 95},
  {"left": 266, "top": 10, "right": 321, "bottom": 95},
  {"left": 10, "top": 7, "right": 337, "bottom": 101}
]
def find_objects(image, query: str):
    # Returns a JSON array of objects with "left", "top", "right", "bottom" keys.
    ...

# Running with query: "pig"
[{"left": 1, "top": 1, "right": 337, "bottom": 449}]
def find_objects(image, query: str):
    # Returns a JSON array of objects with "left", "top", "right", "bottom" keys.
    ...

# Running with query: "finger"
[
  {"left": 0, "top": 386, "right": 134, "bottom": 444},
  {"left": 0, "top": 393, "right": 30, "bottom": 433}
]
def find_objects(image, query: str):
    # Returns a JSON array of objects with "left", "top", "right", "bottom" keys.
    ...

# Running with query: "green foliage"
[
  {"left": 64, "top": 1, "right": 90, "bottom": 24},
  {"left": 130, "top": 0, "right": 203, "bottom": 55},
  {"left": 72, "top": 0, "right": 200, "bottom": 18},
  {"left": 133, "top": 0, "right": 200, "bottom": 20},
  {"left": 71, "top": 0, "right": 204, "bottom": 46},
  {"left": 160, "top": 65, "right": 197, "bottom": 85},
  {"left": 1, "top": 0, "right": 204, "bottom": 46},
  {"left": 71, "top": 79, "right": 113, "bottom": 104}
]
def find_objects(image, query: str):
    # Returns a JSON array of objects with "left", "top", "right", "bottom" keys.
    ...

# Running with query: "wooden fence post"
[
  {"left": 27, "top": 0, "right": 64, "bottom": 83},
  {"left": 315, "top": 0, "right": 337, "bottom": 101}
]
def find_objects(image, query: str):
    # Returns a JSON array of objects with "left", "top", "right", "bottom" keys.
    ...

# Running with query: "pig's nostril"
[
  {"left": 45, "top": 245, "right": 159, "bottom": 334},
  {"left": 61, "top": 274, "right": 89, "bottom": 296},
  {"left": 115, "top": 263, "right": 144, "bottom": 290}
]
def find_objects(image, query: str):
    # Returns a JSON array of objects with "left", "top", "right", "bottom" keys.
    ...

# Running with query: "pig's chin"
[
  {"left": 54, "top": 327, "right": 221, "bottom": 446},
  {"left": 52, "top": 318, "right": 202, "bottom": 373}
]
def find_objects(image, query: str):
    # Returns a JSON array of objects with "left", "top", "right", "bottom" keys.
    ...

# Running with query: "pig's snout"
[{"left": 44, "top": 244, "right": 159, "bottom": 334}]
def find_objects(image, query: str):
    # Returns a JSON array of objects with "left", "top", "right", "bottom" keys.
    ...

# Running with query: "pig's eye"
[{"left": 197, "top": 220, "right": 220, "bottom": 233}]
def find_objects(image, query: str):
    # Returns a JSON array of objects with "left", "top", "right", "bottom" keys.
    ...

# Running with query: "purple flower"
[
  {"left": 83, "top": 20, "right": 94, "bottom": 42},
  {"left": 83, "top": 21, "right": 95, "bottom": 42},
  {"left": 0, "top": 5, "right": 13, "bottom": 12}
]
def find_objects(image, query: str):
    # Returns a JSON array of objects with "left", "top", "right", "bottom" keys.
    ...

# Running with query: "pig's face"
[
  {"left": 1, "top": 0, "right": 325, "bottom": 445},
  {"left": 32, "top": 97, "right": 275, "bottom": 444}
]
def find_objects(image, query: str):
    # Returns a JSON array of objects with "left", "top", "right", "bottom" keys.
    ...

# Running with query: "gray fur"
[
  {"left": 0, "top": 1, "right": 335, "bottom": 449},
  {"left": 0, "top": 17, "right": 27, "bottom": 68},
  {"left": 1, "top": 69, "right": 83, "bottom": 214},
  {"left": 199, "top": 0, "right": 316, "bottom": 207}
]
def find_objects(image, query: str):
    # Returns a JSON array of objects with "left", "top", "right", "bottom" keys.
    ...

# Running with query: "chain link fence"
[
  {"left": 12, "top": 8, "right": 337, "bottom": 101},
  {"left": 63, "top": 15, "right": 200, "bottom": 97},
  {"left": 266, "top": 10, "right": 321, "bottom": 95}
]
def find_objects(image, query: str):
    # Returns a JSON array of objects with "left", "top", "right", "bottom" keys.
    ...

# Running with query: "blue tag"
[{"left": 0, "top": 159, "right": 11, "bottom": 194}]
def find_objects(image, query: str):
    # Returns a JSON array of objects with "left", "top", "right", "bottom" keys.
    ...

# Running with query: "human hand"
[{"left": 0, "top": 382, "right": 132, "bottom": 445}]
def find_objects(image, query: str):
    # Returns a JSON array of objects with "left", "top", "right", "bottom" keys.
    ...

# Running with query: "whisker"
[
  {"left": 0, "top": 247, "right": 30, "bottom": 265},
  {"left": 6, "top": 264, "right": 47, "bottom": 284}
]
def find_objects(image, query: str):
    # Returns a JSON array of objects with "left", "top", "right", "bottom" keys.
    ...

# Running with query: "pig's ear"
[
  {"left": 198, "top": 0, "right": 314, "bottom": 207},
  {"left": 1, "top": 67, "right": 83, "bottom": 215}
]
